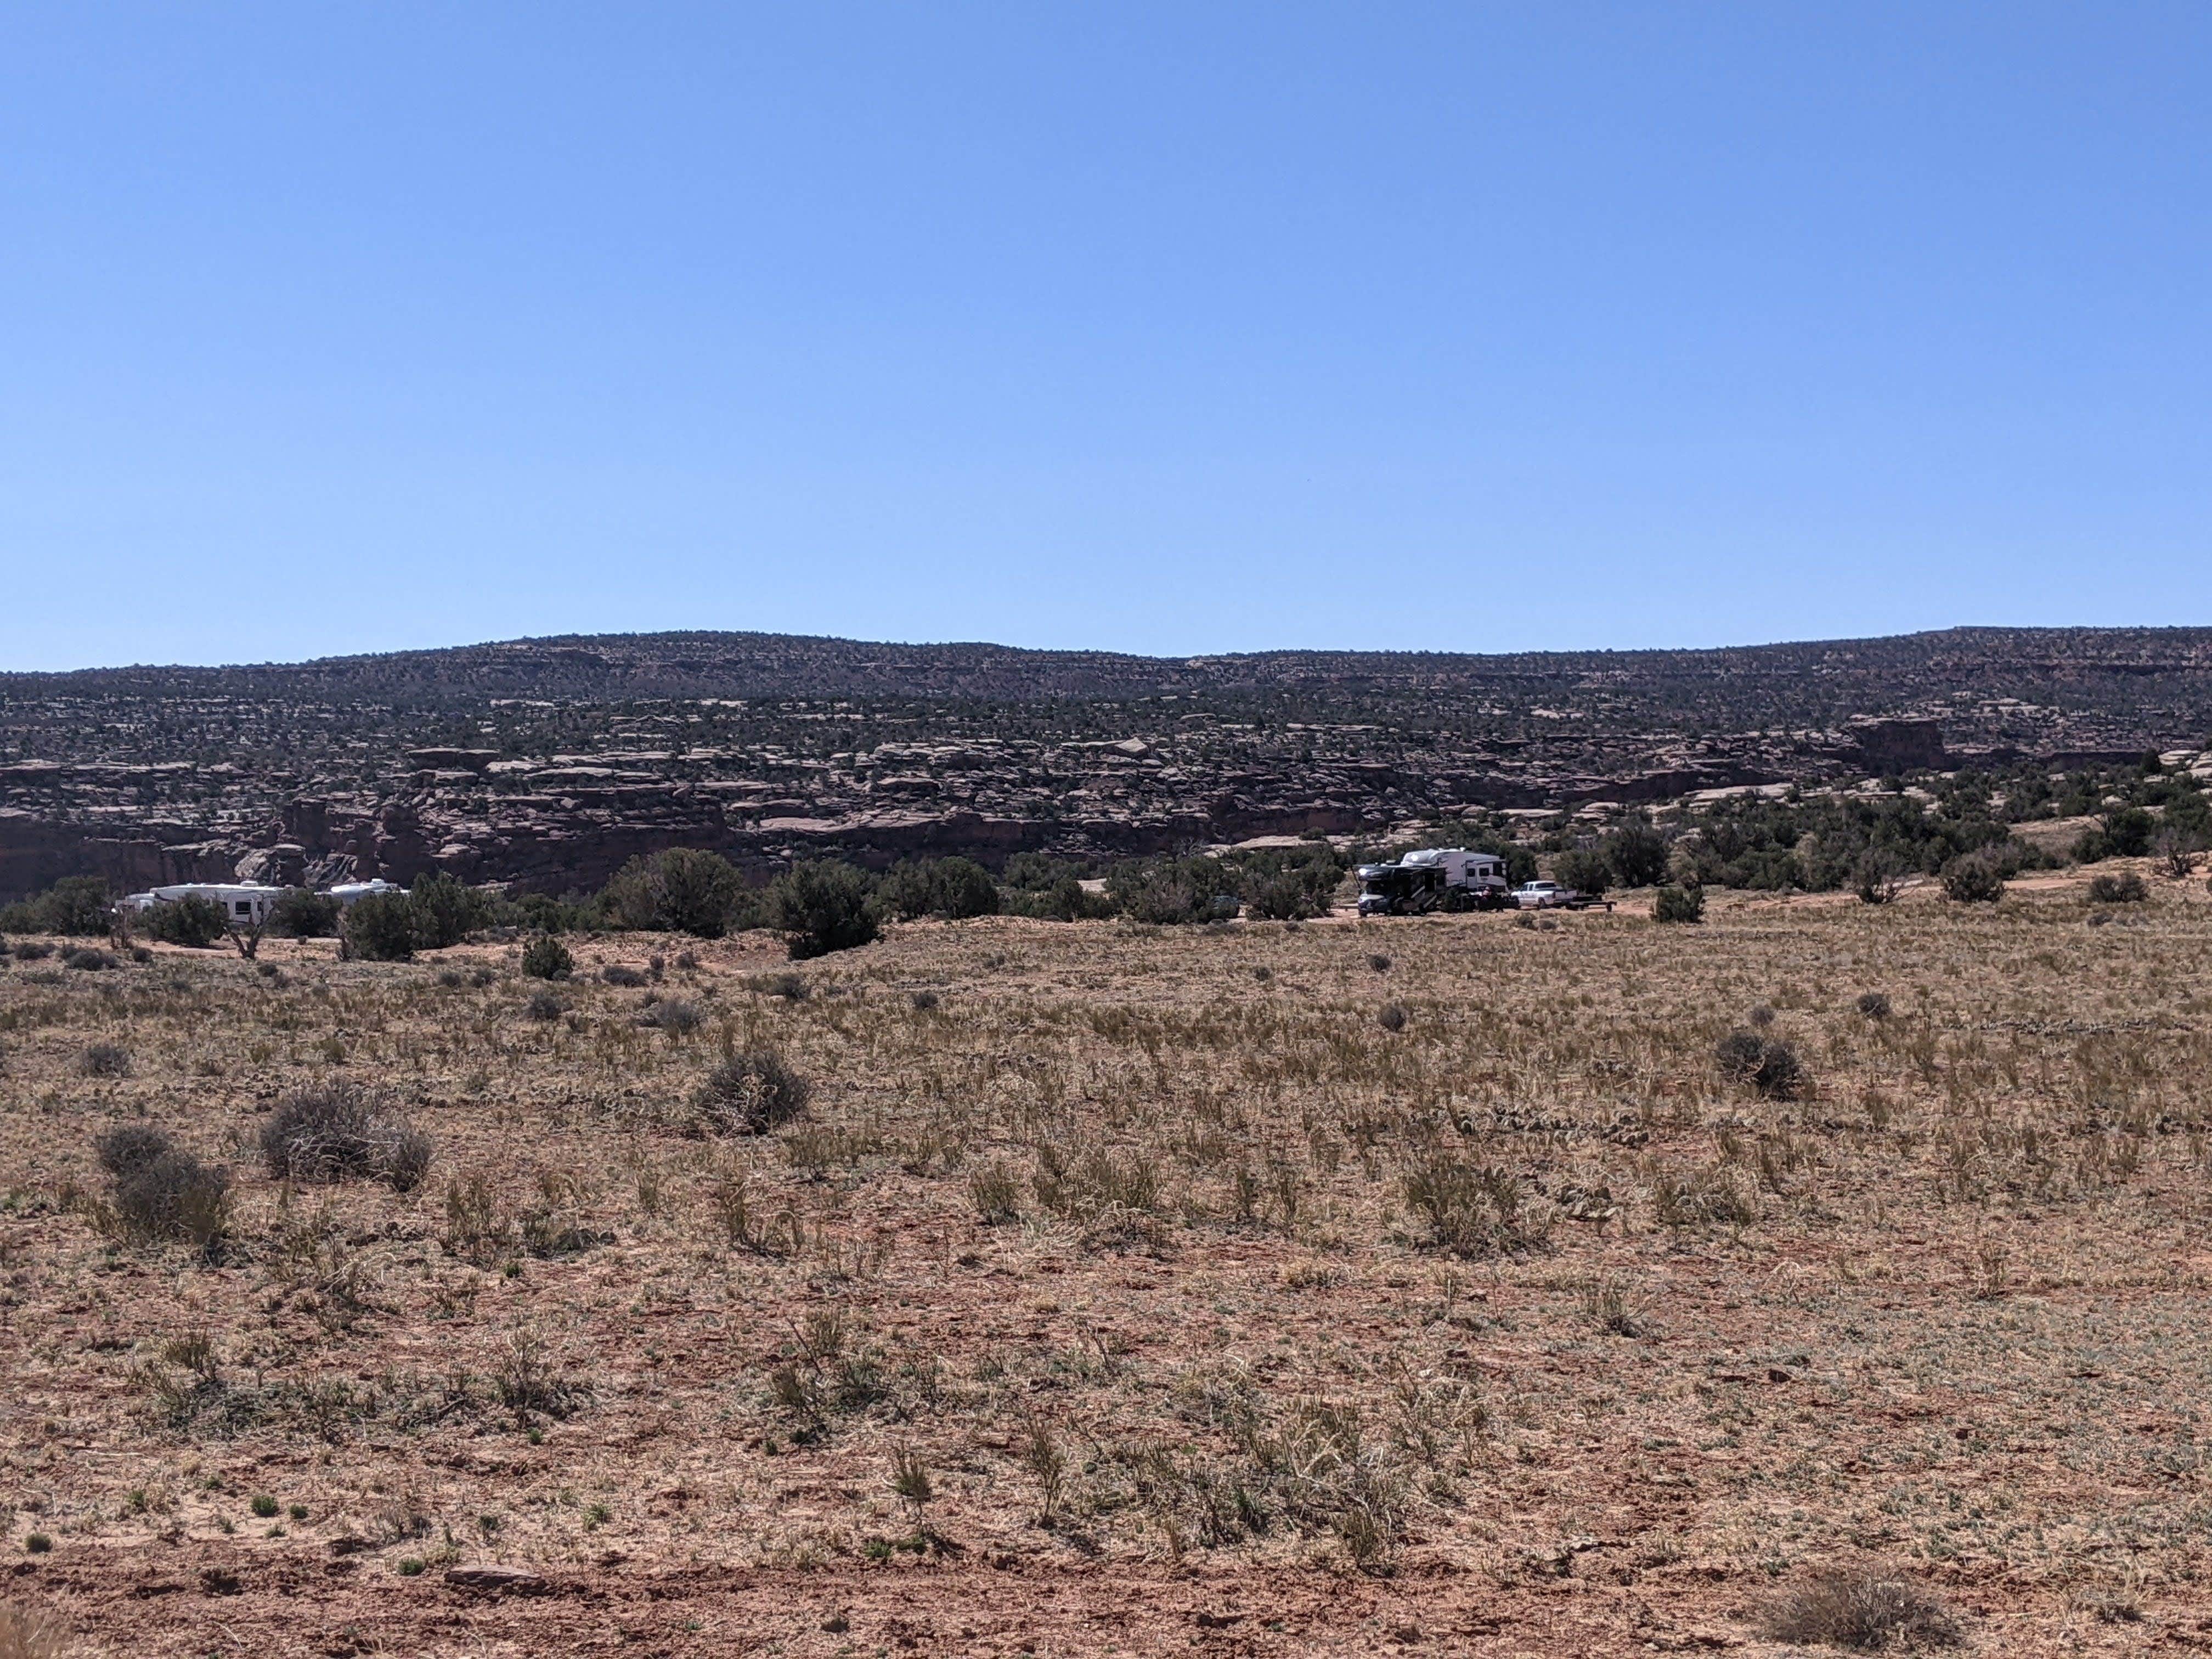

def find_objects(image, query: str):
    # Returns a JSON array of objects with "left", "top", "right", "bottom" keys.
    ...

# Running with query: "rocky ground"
[
  {"left": 6, "top": 627, "right": 2212, "bottom": 899},
  {"left": 3, "top": 859, "right": 2210, "bottom": 1654}
]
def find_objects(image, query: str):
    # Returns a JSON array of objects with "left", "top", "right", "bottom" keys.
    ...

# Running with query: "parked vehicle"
[
  {"left": 120, "top": 882, "right": 283, "bottom": 926},
  {"left": 1512, "top": 881, "right": 1613, "bottom": 911},
  {"left": 1356, "top": 848, "right": 1511, "bottom": 916}
]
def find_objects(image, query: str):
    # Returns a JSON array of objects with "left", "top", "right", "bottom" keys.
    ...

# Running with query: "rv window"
[{"left": 235, "top": 901, "right": 252, "bottom": 915}]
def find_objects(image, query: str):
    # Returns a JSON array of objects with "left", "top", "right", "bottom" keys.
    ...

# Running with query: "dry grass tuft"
[
  {"left": 0, "top": 1601, "right": 71, "bottom": 1659},
  {"left": 1762, "top": 1567, "right": 1962, "bottom": 1650}
]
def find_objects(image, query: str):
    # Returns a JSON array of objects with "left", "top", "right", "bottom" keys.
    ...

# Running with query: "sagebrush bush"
[
  {"left": 1653, "top": 884, "right": 1705, "bottom": 923},
  {"left": 521, "top": 933, "right": 573, "bottom": 980},
  {"left": 1855, "top": 991, "right": 1892, "bottom": 1020},
  {"left": 259, "top": 1084, "right": 432, "bottom": 1190},
  {"left": 1376, "top": 1003, "right": 1407, "bottom": 1033},
  {"left": 95, "top": 1121, "right": 171, "bottom": 1176},
  {"left": 637, "top": 997, "right": 704, "bottom": 1034},
  {"left": 693, "top": 1047, "right": 812, "bottom": 1135},
  {"left": 601, "top": 963, "right": 648, "bottom": 988},
  {"left": 525, "top": 989, "right": 565, "bottom": 1021}
]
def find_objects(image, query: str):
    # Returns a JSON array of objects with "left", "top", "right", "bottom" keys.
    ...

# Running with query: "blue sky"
[{"left": 3, "top": 4, "right": 2208, "bottom": 670}]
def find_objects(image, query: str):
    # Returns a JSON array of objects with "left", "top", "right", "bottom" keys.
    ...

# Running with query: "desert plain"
[{"left": 4, "top": 865, "right": 2211, "bottom": 1656}]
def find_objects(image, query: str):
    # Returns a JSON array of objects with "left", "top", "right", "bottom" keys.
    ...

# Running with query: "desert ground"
[{"left": 4, "top": 865, "right": 2211, "bottom": 1656}]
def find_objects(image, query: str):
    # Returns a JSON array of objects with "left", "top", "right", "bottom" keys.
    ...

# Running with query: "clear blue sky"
[{"left": 3, "top": 4, "right": 2208, "bottom": 671}]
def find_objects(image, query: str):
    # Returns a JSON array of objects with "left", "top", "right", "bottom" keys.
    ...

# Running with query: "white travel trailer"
[
  {"left": 327, "top": 879, "right": 406, "bottom": 907},
  {"left": 120, "top": 882, "right": 285, "bottom": 926}
]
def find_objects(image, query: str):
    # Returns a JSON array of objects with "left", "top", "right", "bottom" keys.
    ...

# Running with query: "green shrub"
[
  {"left": 1107, "top": 857, "right": 1235, "bottom": 924},
  {"left": 521, "top": 933, "right": 574, "bottom": 980},
  {"left": 343, "top": 893, "right": 418, "bottom": 961},
  {"left": 1652, "top": 884, "right": 1704, "bottom": 923},
  {"left": 766, "top": 861, "right": 878, "bottom": 959},
  {"left": 1004, "top": 877, "right": 1115, "bottom": 921},
  {"left": 1551, "top": 849, "right": 1611, "bottom": 896},
  {"left": 1761, "top": 1570, "right": 1961, "bottom": 1651},
  {"left": 872, "top": 857, "right": 1001, "bottom": 922},
  {"left": 600, "top": 848, "right": 752, "bottom": 938},
  {"left": 1940, "top": 851, "right": 2006, "bottom": 903},
  {"left": 0, "top": 875, "right": 114, "bottom": 936},
  {"left": 2099, "top": 806, "right": 2155, "bottom": 860},
  {"left": 143, "top": 895, "right": 228, "bottom": 949},
  {"left": 409, "top": 871, "right": 490, "bottom": 950},
  {"left": 269, "top": 887, "right": 341, "bottom": 938},
  {"left": 1602, "top": 823, "right": 1670, "bottom": 888},
  {"left": 1853, "top": 849, "right": 1905, "bottom": 905}
]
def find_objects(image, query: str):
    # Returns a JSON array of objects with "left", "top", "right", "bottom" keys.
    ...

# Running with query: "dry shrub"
[
  {"left": 80, "top": 1042, "right": 130, "bottom": 1078},
  {"left": 259, "top": 1084, "right": 433, "bottom": 1190},
  {"left": 1376, "top": 1003, "right": 1407, "bottom": 1033},
  {"left": 0, "top": 1600, "right": 71, "bottom": 1659},
  {"left": 491, "top": 1328, "right": 588, "bottom": 1421},
  {"left": 635, "top": 996, "right": 704, "bottom": 1034},
  {"left": 601, "top": 964, "right": 649, "bottom": 988},
  {"left": 1940, "top": 851, "right": 2006, "bottom": 903},
  {"left": 1717, "top": 1030, "right": 1806, "bottom": 1099},
  {"left": 2087, "top": 871, "right": 2147, "bottom": 905},
  {"left": 1762, "top": 1568, "right": 1961, "bottom": 1650},
  {"left": 1032, "top": 1142, "right": 1167, "bottom": 1252},
  {"left": 968, "top": 1161, "right": 1021, "bottom": 1223},
  {"left": 692, "top": 1046, "right": 811, "bottom": 1135},
  {"left": 1855, "top": 991, "right": 1892, "bottom": 1020},
  {"left": 95, "top": 1125, "right": 230, "bottom": 1256},
  {"left": 1402, "top": 1156, "right": 1545, "bottom": 1257}
]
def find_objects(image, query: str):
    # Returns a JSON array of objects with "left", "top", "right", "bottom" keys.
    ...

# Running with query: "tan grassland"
[{"left": 3, "top": 863, "right": 2210, "bottom": 1655}]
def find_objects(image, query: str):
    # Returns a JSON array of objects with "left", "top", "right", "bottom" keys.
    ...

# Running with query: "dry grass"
[
  {"left": 2, "top": 864, "right": 2210, "bottom": 1652},
  {"left": 1763, "top": 1567, "right": 1962, "bottom": 1649}
]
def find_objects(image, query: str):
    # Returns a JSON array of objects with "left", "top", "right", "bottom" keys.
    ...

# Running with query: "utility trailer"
[{"left": 1355, "top": 848, "right": 1512, "bottom": 916}]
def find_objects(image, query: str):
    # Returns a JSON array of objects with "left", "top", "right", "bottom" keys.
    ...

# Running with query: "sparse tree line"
[{"left": 2, "top": 758, "right": 2203, "bottom": 957}]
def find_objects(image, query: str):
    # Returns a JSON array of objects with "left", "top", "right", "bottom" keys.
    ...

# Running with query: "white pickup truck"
[{"left": 1512, "top": 881, "right": 1612, "bottom": 911}]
